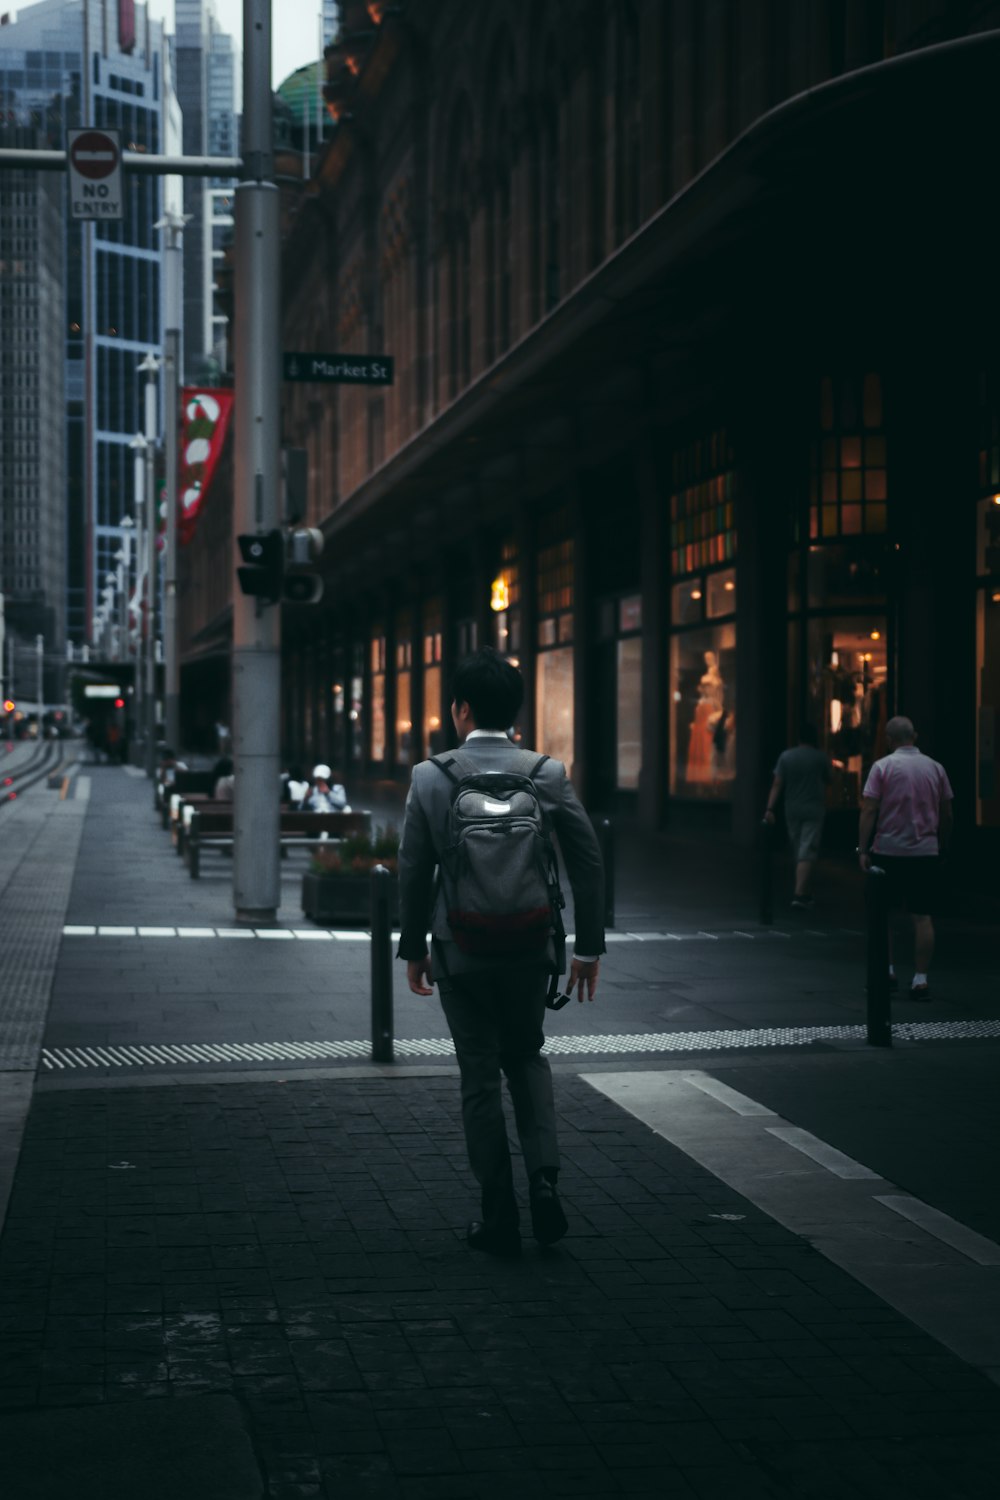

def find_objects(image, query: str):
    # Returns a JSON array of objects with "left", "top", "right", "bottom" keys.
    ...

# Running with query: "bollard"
[
  {"left": 370, "top": 864, "right": 394, "bottom": 1063},
  {"left": 864, "top": 865, "right": 892, "bottom": 1048},
  {"left": 595, "top": 816, "right": 615, "bottom": 930},
  {"left": 758, "top": 818, "right": 774, "bottom": 926}
]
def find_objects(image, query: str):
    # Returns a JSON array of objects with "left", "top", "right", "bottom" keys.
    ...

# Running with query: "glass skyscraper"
[{"left": 0, "top": 0, "right": 179, "bottom": 650}]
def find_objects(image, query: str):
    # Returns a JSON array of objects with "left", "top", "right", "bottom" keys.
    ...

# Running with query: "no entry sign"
[{"left": 67, "top": 128, "right": 123, "bottom": 220}]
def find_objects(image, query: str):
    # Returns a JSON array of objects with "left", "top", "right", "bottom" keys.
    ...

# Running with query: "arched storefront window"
[{"left": 788, "top": 375, "right": 891, "bottom": 811}]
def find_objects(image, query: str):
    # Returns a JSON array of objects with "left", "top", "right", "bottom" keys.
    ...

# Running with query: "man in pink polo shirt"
[{"left": 858, "top": 716, "right": 953, "bottom": 1000}]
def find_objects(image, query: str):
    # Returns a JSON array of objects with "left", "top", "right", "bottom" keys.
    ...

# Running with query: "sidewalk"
[{"left": 1, "top": 761, "right": 1000, "bottom": 1497}]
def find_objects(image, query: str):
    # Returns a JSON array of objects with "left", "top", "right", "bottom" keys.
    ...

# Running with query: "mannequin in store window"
[{"left": 686, "top": 649, "right": 724, "bottom": 783}]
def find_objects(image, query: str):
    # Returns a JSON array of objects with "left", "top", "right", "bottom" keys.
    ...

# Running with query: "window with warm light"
[
  {"left": 668, "top": 435, "right": 737, "bottom": 800},
  {"left": 788, "top": 377, "right": 892, "bottom": 806},
  {"left": 536, "top": 508, "right": 574, "bottom": 773},
  {"left": 423, "top": 599, "right": 445, "bottom": 758},
  {"left": 395, "top": 612, "right": 413, "bottom": 766},
  {"left": 370, "top": 629, "right": 386, "bottom": 763}
]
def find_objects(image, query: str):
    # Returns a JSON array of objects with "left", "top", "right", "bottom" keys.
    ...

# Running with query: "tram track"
[{"left": 0, "top": 738, "right": 78, "bottom": 807}]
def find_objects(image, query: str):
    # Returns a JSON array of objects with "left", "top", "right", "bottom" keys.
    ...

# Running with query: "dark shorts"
[{"left": 873, "top": 855, "right": 941, "bottom": 916}]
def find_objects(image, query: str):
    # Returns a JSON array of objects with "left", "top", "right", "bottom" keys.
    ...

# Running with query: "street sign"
[
  {"left": 283, "top": 353, "right": 394, "bottom": 386},
  {"left": 67, "top": 128, "right": 123, "bottom": 221}
]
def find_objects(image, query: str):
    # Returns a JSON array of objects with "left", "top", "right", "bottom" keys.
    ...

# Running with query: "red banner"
[
  {"left": 118, "top": 0, "right": 135, "bottom": 54},
  {"left": 178, "top": 388, "right": 234, "bottom": 547}
]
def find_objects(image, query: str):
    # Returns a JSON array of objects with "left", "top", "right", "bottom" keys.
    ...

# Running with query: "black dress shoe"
[
  {"left": 466, "top": 1221, "right": 521, "bottom": 1258},
  {"left": 529, "top": 1178, "right": 568, "bottom": 1246}
]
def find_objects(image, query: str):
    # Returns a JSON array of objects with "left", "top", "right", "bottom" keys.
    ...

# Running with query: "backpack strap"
[
  {"left": 528, "top": 754, "right": 549, "bottom": 780},
  {"left": 430, "top": 755, "right": 460, "bottom": 785}
]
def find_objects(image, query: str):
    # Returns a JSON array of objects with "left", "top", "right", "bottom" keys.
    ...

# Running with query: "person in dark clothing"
[{"left": 397, "top": 649, "right": 606, "bottom": 1258}]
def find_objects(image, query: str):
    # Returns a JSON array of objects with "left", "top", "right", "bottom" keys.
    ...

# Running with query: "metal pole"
[
  {"left": 129, "top": 446, "right": 145, "bottom": 744},
  {"left": 35, "top": 634, "right": 43, "bottom": 717},
  {"left": 140, "top": 353, "right": 159, "bottom": 776},
  {"left": 232, "top": 0, "right": 282, "bottom": 923},
  {"left": 865, "top": 866, "right": 892, "bottom": 1047},
  {"left": 370, "top": 865, "right": 395, "bottom": 1063},
  {"left": 159, "top": 211, "right": 185, "bottom": 756}
]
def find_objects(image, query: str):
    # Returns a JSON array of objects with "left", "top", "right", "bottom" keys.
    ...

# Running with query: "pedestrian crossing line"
[
  {"left": 39, "top": 1018, "right": 1000, "bottom": 1071},
  {"left": 60, "top": 924, "right": 852, "bottom": 943}
]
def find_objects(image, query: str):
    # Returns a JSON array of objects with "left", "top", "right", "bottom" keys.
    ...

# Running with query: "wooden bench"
[
  {"left": 159, "top": 770, "right": 216, "bottom": 828},
  {"left": 187, "top": 808, "right": 372, "bottom": 879}
]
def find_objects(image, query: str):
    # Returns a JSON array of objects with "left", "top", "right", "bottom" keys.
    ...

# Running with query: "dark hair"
[
  {"left": 213, "top": 756, "right": 234, "bottom": 779},
  {"left": 799, "top": 723, "right": 819, "bottom": 746},
  {"left": 452, "top": 647, "right": 524, "bottom": 729}
]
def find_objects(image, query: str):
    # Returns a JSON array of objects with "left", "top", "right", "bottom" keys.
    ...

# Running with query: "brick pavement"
[
  {"left": 2, "top": 1073, "right": 1000, "bottom": 1498},
  {"left": 3, "top": 758, "right": 1000, "bottom": 1496}
]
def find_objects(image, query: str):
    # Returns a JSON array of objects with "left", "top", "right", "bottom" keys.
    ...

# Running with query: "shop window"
[
  {"left": 423, "top": 599, "right": 445, "bottom": 758},
  {"left": 809, "top": 375, "right": 887, "bottom": 540},
  {"left": 395, "top": 614, "right": 413, "bottom": 766},
  {"left": 617, "top": 635, "right": 642, "bottom": 790},
  {"left": 349, "top": 643, "right": 365, "bottom": 765},
  {"left": 492, "top": 537, "right": 522, "bottom": 656},
  {"left": 669, "top": 624, "right": 736, "bottom": 799},
  {"left": 370, "top": 630, "right": 386, "bottom": 763},
  {"left": 535, "top": 510, "right": 574, "bottom": 769},
  {"left": 706, "top": 567, "right": 737, "bottom": 619},
  {"left": 536, "top": 647, "right": 574, "bottom": 775},
  {"left": 668, "top": 433, "right": 737, "bottom": 801},
  {"left": 669, "top": 429, "right": 736, "bottom": 575},
  {"left": 805, "top": 617, "right": 888, "bottom": 809}
]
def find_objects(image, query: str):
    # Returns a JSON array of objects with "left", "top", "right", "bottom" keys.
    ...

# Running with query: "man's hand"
[
  {"left": 858, "top": 852, "right": 872, "bottom": 873},
  {"left": 567, "top": 957, "right": 599, "bottom": 1003},
  {"left": 763, "top": 809, "right": 776, "bottom": 826},
  {"left": 406, "top": 958, "right": 434, "bottom": 996}
]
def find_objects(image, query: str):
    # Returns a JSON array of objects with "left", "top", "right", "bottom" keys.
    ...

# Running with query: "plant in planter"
[{"left": 301, "top": 824, "right": 401, "bottom": 924}]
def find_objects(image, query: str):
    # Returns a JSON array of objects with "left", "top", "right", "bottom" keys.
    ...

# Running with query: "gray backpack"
[{"left": 431, "top": 750, "right": 565, "bottom": 961}]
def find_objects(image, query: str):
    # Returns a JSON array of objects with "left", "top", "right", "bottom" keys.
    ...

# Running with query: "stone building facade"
[{"left": 180, "top": 0, "right": 1000, "bottom": 865}]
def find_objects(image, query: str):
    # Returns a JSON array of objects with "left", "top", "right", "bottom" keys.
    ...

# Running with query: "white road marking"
[
  {"left": 292, "top": 930, "right": 334, "bottom": 940},
  {"left": 765, "top": 1125, "right": 881, "bottom": 1179},
  {"left": 875, "top": 1195, "right": 1000, "bottom": 1267},
  {"left": 584, "top": 1070, "right": 1000, "bottom": 1376},
  {"left": 62, "top": 926, "right": 96, "bottom": 936},
  {"left": 254, "top": 929, "right": 295, "bottom": 939},
  {"left": 214, "top": 928, "right": 255, "bottom": 938},
  {"left": 97, "top": 926, "right": 136, "bottom": 937},
  {"left": 682, "top": 1070, "right": 777, "bottom": 1116},
  {"left": 175, "top": 928, "right": 216, "bottom": 938},
  {"left": 137, "top": 927, "right": 176, "bottom": 937}
]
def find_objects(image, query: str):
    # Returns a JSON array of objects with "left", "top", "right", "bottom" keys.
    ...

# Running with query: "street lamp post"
[
  {"left": 138, "top": 352, "right": 160, "bottom": 774},
  {"left": 155, "top": 212, "right": 186, "bottom": 756},
  {"left": 232, "top": 0, "right": 282, "bottom": 922},
  {"left": 129, "top": 436, "right": 146, "bottom": 746}
]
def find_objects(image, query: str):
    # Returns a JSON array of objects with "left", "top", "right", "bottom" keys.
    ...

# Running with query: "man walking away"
[
  {"left": 858, "top": 715, "right": 953, "bottom": 999},
  {"left": 397, "top": 648, "right": 606, "bottom": 1258},
  {"left": 764, "top": 724, "right": 832, "bottom": 910}
]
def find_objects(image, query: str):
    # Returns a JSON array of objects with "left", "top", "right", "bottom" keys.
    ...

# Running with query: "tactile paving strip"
[{"left": 39, "top": 1018, "right": 1000, "bottom": 1071}]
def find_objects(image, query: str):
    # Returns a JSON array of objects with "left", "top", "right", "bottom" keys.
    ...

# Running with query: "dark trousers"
[{"left": 438, "top": 967, "right": 558, "bottom": 1234}]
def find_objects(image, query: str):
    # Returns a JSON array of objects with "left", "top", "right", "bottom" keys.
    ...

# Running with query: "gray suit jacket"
[{"left": 396, "top": 737, "right": 606, "bottom": 978}]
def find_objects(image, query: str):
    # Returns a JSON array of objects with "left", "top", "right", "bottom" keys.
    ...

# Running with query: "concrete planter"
[{"left": 301, "top": 870, "right": 400, "bottom": 926}]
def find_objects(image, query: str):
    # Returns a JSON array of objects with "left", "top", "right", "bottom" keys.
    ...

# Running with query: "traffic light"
[
  {"left": 237, "top": 530, "right": 284, "bottom": 603},
  {"left": 2, "top": 700, "right": 13, "bottom": 715},
  {"left": 283, "top": 527, "right": 324, "bottom": 605}
]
